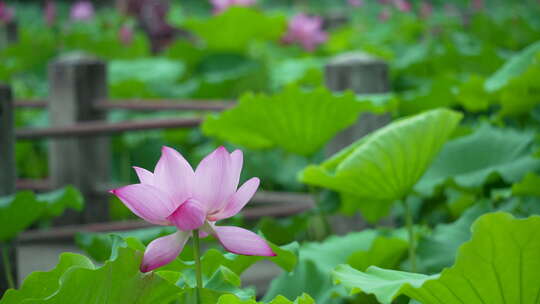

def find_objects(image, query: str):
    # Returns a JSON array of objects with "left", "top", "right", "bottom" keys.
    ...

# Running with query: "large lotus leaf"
[
  {"left": 415, "top": 124, "right": 540, "bottom": 196},
  {"left": 0, "top": 254, "right": 94, "bottom": 303},
  {"left": 161, "top": 240, "right": 299, "bottom": 279},
  {"left": 512, "top": 172, "right": 540, "bottom": 196},
  {"left": 416, "top": 202, "right": 493, "bottom": 274},
  {"left": 0, "top": 187, "right": 84, "bottom": 241},
  {"left": 36, "top": 186, "right": 84, "bottom": 219},
  {"left": 162, "top": 265, "right": 255, "bottom": 302},
  {"left": 203, "top": 86, "right": 386, "bottom": 156},
  {"left": 485, "top": 40, "right": 540, "bottom": 92},
  {"left": 264, "top": 229, "right": 407, "bottom": 304},
  {"left": 184, "top": 7, "right": 286, "bottom": 52},
  {"left": 108, "top": 58, "right": 184, "bottom": 90},
  {"left": 300, "top": 108, "right": 462, "bottom": 221},
  {"left": 269, "top": 58, "right": 324, "bottom": 90},
  {"left": 0, "top": 192, "right": 45, "bottom": 242},
  {"left": 192, "top": 54, "right": 269, "bottom": 98},
  {"left": 218, "top": 293, "right": 315, "bottom": 304},
  {"left": 0, "top": 246, "right": 181, "bottom": 304},
  {"left": 398, "top": 78, "right": 457, "bottom": 117},
  {"left": 334, "top": 212, "right": 540, "bottom": 304},
  {"left": 80, "top": 233, "right": 298, "bottom": 279},
  {"left": 75, "top": 226, "right": 176, "bottom": 262},
  {"left": 455, "top": 75, "right": 492, "bottom": 112},
  {"left": 497, "top": 57, "right": 540, "bottom": 117}
]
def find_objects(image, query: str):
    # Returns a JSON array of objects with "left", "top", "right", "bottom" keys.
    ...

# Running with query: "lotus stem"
[
  {"left": 1, "top": 243, "right": 15, "bottom": 290},
  {"left": 192, "top": 230, "right": 203, "bottom": 304},
  {"left": 402, "top": 199, "right": 417, "bottom": 272}
]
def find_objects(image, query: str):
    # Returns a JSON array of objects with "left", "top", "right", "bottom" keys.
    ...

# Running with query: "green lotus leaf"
[
  {"left": 497, "top": 56, "right": 540, "bottom": 117},
  {"left": 264, "top": 229, "right": 407, "bottom": 304},
  {"left": 334, "top": 212, "right": 540, "bottom": 304},
  {"left": 416, "top": 202, "right": 493, "bottom": 274},
  {"left": 0, "top": 187, "right": 84, "bottom": 242},
  {"left": 162, "top": 241, "right": 299, "bottom": 279},
  {"left": 203, "top": 86, "right": 387, "bottom": 156},
  {"left": 0, "top": 246, "right": 181, "bottom": 304},
  {"left": 0, "top": 254, "right": 94, "bottom": 303},
  {"left": 217, "top": 293, "right": 315, "bottom": 304},
  {"left": 36, "top": 185, "right": 84, "bottom": 219},
  {"left": 485, "top": 40, "right": 540, "bottom": 92},
  {"left": 300, "top": 108, "right": 462, "bottom": 221},
  {"left": 184, "top": 7, "right": 286, "bottom": 52},
  {"left": 416, "top": 124, "right": 540, "bottom": 196},
  {"left": 75, "top": 227, "right": 176, "bottom": 262},
  {"left": 512, "top": 172, "right": 540, "bottom": 196}
]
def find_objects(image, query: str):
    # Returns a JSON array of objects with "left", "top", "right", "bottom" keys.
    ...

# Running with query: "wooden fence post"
[
  {"left": 325, "top": 52, "right": 391, "bottom": 155},
  {"left": 0, "top": 84, "right": 18, "bottom": 293},
  {"left": 48, "top": 55, "right": 110, "bottom": 224},
  {"left": 0, "top": 21, "right": 18, "bottom": 49},
  {"left": 324, "top": 52, "right": 392, "bottom": 234},
  {"left": 323, "top": 12, "right": 348, "bottom": 30}
]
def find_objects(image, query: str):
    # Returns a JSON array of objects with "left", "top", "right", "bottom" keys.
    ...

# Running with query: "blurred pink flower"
[
  {"left": 420, "top": 1, "right": 433, "bottom": 18},
  {"left": 44, "top": 1, "right": 56, "bottom": 26},
  {"left": 471, "top": 0, "right": 484, "bottom": 10},
  {"left": 348, "top": 0, "right": 364, "bottom": 7},
  {"left": 110, "top": 146, "right": 275, "bottom": 272},
  {"left": 379, "top": 7, "right": 391, "bottom": 21},
  {"left": 119, "top": 25, "right": 133, "bottom": 45},
  {"left": 211, "top": 0, "right": 256, "bottom": 14},
  {"left": 393, "top": 0, "right": 411, "bottom": 12},
  {"left": 0, "top": 2, "right": 14, "bottom": 24},
  {"left": 282, "top": 13, "right": 328, "bottom": 52},
  {"left": 70, "top": 1, "right": 95, "bottom": 21}
]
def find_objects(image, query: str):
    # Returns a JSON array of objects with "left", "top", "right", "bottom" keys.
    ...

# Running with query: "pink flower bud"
[
  {"left": 210, "top": 0, "right": 256, "bottom": 15},
  {"left": 70, "top": 1, "right": 95, "bottom": 21},
  {"left": 45, "top": 0, "right": 56, "bottom": 26},
  {"left": 379, "top": 7, "right": 391, "bottom": 21},
  {"left": 471, "top": 0, "right": 484, "bottom": 11},
  {"left": 393, "top": 0, "right": 411, "bottom": 12},
  {"left": 348, "top": 0, "right": 364, "bottom": 7},
  {"left": 420, "top": 1, "right": 433, "bottom": 18},
  {"left": 282, "top": 13, "right": 328, "bottom": 52},
  {"left": 0, "top": 1, "right": 14, "bottom": 24},
  {"left": 119, "top": 25, "right": 134, "bottom": 45}
]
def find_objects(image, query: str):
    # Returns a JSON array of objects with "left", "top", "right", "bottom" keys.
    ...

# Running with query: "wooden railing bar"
[
  {"left": 16, "top": 178, "right": 315, "bottom": 206},
  {"left": 19, "top": 200, "right": 311, "bottom": 243},
  {"left": 15, "top": 118, "right": 202, "bottom": 139},
  {"left": 18, "top": 199, "right": 314, "bottom": 243},
  {"left": 95, "top": 100, "right": 234, "bottom": 111},
  {"left": 13, "top": 100, "right": 47, "bottom": 108},
  {"left": 14, "top": 99, "right": 234, "bottom": 111},
  {"left": 15, "top": 179, "right": 51, "bottom": 192}
]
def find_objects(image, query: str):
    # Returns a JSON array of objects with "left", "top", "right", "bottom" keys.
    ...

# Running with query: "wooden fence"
[{"left": 0, "top": 49, "right": 389, "bottom": 292}]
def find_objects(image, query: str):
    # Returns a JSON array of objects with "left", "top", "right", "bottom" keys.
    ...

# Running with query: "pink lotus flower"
[
  {"left": 119, "top": 25, "right": 133, "bottom": 45},
  {"left": 0, "top": 2, "right": 14, "bottom": 24},
  {"left": 282, "top": 13, "right": 328, "bottom": 52},
  {"left": 420, "top": 1, "right": 433, "bottom": 18},
  {"left": 393, "top": 0, "right": 411, "bottom": 12},
  {"left": 110, "top": 146, "right": 275, "bottom": 272},
  {"left": 348, "top": 0, "right": 364, "bottom": 7},
  {"left": 210, "top": 0, "right": 256, "bottom": 14},
  {"left": 379, "top": 7, "right": 391, "bottom": 21},
  {"left": 471, "top": 0, "right": 484, "bottom": 11},
  {"left": 70, "top": 1, "right": 94, "bottom": 21},
  {"left": 44, "top": 1, "right": 56, "bottom": 26}
]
